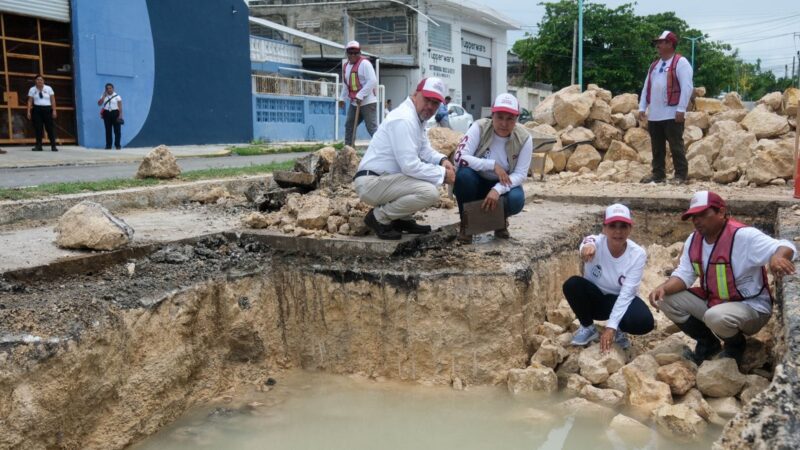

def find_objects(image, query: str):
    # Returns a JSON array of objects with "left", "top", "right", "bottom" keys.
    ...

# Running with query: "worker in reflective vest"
[
  {"left": 649, "top": 191, "right": 796, "bottom": 367},
  {"left": 638, "top": 30, "right": 693, "bottom": 185},
  {"left": 338, "top": 41, "right": 378, "bottom": 147}
]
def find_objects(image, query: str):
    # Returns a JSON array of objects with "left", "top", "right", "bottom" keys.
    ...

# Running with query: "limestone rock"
[
  {"left": 686, "top": 134, "right": 722, "bottom": 165},
  {"left": 555, "top": 397, "right": 615, "bottom": 420},
  {"left": 136, "top": 145, "right": 180, "bottom": 179},
  {"left": 54, "top": 201, "right": 134, "bottom": 251},
  {"left": 741, "top": 105, "right": 791, "bottom": 138},
  {"left": 713, "top": 166, "right": 740, "bottom": 184},
  {"left": 694, "top": 97, "right": 724, "bottom": 114},
  {"left": 294, "top": 146, "right": 337, "bottom": 182},
  {"left": 648, "top": 333, "right": 691, "bottom": 362},
  {"left": 535, "top": 322, "right": 565, "bottom": 339},
  {"left": 722, "top": 92, "right": 745, "bottom": 110},
  {"left": 191, "top": 186, "right": 231, "bottom": 204},
  {"left": 534, "top": 85, "right": 580, "bottom": 125},
  {"left": 564, "top": 373, "right": 592, "bottom": 396},
  {"left": 602, "top": 370, "right": 627, "bottom": 395},
  {"left": 610, "top": 93, "right": 638, "bottom": 114},
  {"left": 242, "top": 211, "right": 281, "bottom": 229},
  {"left": 622, "top": 128, "right": 650, "bottom": 164},
  {"left": 694, "top": 87, "right": 707, "bottom": 98},
  {"left": 696, "top": 358, "right": 747, "bottom": 397},
  {"left": 683, "top": 125, "right": 703, "bottom": 147},
  {"left": 739, "top": 374, "right": 770, "bottom": 404},
  {"left": 784, "top": 87, "right": 799, "bottom": 116},
  {"left": 608, "top": 160, "right": 649, "bottom": 183},
  {"left": 531, "top": 341, "right": 568, "bottom": 369},
  {"left": 685, "top": 111, "right": 710, "bottom": 130},
  {"left": 580, "top": 384, "right": 624, "bottom": 408},
  {"left": 587, "top": 84, "right": 612, "bottom": 103},
  {"left": 566, "top": 144, "right": 602, "bottom": 172},
  {"left": 531, "top": 123, "right": 558, "bottom": 137},
  {"left": 612, "top": 112, "right": 637, "bottom": 130},
  {"left": 553, "top": 90, "right": 596, "bottom": 128},
  {"left": 623, "top": 366, "right": 672, "bottom": 417},
  {"left": 628, "top": 354, "right": 660, "bottom": 379},
  {"left": 590, "top": 121, "right": 622, "bottom": 150},
  {"left": 578, "top": 344, "right": 627, "bottom": 384},
  {"left": 710, "top": 109, "right": 748, "bottom": 125},
  {"left": 427, "top": 127, "right": 464, "bottom": 157},
  {"left": 294, "top": 196, "right": 333, "bottom": 230},
  {"left": 714, "top": 130, "right": 756, "bottom": 171},
  {"left": 273, "top": 170, "right": 316, "bottom": 189},
  {"left": 322, "top": 146, "right": 360, "bottom": 188},
  {"left": 608, "top": 414, "right": 652, "bottom": 447},
  {"left": 654, "top": 404, "right": 707, "bottom": 442},
  {"left": 560, "top": 126, "right": 595, "bottom": 146},
  {"left": 657, "top": 361, "right": 697, "bottom": 395},
  {"left": 548, "top": 150, "right": 569, "bottom": 173},
  {"left": 601, "top": 140, "right": 635, "bottom": 162},
  {"left": 677, "top": 388, "right": 726, "bottom": 425},
  {"left": 589, "top": 99, "right": 613, "bottom": 123},
  {"left": 546, "top": 307, "right": 575, "bottom": 329},
  {"left": 326, "top": 215, "right": 347, "bottom": 234},
  {"left": 707, "top": 396, "right": 741, "bottom": 419},
  {"left": 709, "top": 119, "right": 743, "bottom": 136},
  {"left": 556, "top": 354, "right": 582, "bottom": 386},
  {"left": 746, "top": 138, "right": 794, "bottom": 185},
  {"left": 757, "top": 91, "right": 783, "bottom": 112},
  {"left": 688, "top": 155, "right": 713, "bottom": 181},
  {"left": 507, "top": 364, "right": 558, "bottom": 394}
]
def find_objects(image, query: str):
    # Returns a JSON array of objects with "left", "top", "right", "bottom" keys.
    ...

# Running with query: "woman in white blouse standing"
[
  {"left": 26, "top": 75, "right": 58, "bottom": 152},
  {"left": 98, "top": 83, "right": 124, "bottom": 150}
]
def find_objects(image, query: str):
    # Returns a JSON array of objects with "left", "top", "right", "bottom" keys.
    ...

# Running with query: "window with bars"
[
  {"left": 354, "top": 16, "right": 408, "bottom": 45},
  {"left": 428, "top": 21, "right": 451, "bottom": 51}
]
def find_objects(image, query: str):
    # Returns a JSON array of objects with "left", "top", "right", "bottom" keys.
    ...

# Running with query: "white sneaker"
[{"left": 571, "top": 325, "right": 599, "bottom": 346}]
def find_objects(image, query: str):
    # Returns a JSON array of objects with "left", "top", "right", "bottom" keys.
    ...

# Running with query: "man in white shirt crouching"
[
  {"left": 353, "top": 77, "right": 456, "bottom": 240},
  {"left": 649, "top": 191, "right": 796, "bottom": 367}
]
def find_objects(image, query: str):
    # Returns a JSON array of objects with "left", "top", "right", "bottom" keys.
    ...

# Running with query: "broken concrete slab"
[{"left": 273, "top": 171, "right": 316, "bottom": 189}]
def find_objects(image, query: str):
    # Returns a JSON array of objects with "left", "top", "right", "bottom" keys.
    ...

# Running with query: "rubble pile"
[
  {"left": 242, "top": 145, "right": 456, "bottom": 236},
  {"left": 528, "top": 85, "right": 799, "bottom": 186},
  {"left": 505, "top": 242, "right": 777, "bottom": 443}
]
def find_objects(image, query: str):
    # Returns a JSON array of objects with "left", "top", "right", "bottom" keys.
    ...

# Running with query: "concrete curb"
[
  {"left": 0, "top": 149, "right": 233, "bottom": 169},
  {"left": 0, "top": 174, "right": 270, "bottom": 227}
]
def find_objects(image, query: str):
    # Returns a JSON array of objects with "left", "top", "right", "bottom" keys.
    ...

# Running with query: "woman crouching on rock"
[{"left": 562, "top": 203, "right": 654, "bottom": 352}]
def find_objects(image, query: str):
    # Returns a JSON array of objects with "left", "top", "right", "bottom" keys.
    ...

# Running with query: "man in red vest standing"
[
  {"left": 638, "top": 31, "right": 693, "bottom": 184},
  {"left": 338, "top": 41, "right": 378, "bottom": 147},
  {"left": 649, "top": 191, "right": 796, "bottom": 367}
]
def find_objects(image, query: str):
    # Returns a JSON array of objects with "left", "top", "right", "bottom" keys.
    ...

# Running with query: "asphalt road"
[{"left": 0, "top": 152, "right": 309, "bottom": 189}]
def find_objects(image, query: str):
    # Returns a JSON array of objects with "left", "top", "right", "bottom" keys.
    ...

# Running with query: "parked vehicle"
[
  {"left": 518, "top": 108, "right": 532, "bottom": 123},
  {"left": 426, "top": 105, "right": 474, "bottom": 133}
]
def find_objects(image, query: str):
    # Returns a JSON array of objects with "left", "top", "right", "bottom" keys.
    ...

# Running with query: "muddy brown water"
[{"left": 0, "top": 208, "right": 781, "bottom": 449}]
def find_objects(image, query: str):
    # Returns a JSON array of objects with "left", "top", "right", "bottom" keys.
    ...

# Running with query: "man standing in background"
[{"left": 339, "top": 41, "right": 378, "bottom": 146}]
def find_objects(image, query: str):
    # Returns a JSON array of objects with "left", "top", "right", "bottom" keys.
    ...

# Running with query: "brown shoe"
[
  {"left": 494, "top": 219, "right": 510, "bottom": 239},
  {"left": 457, "top": 223, "right": 472, "bottom": 244}
]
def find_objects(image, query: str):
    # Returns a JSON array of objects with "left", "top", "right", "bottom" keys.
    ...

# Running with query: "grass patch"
[
  {"left": 229, "top": 142, "right": 344, "bottom": 156},
  {"left": 0, "top": 160, "right": 297, "bottom": 201}
]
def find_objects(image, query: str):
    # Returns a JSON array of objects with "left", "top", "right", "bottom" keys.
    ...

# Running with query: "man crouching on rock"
[
  {"left": 649, "top": 191, "right": 796, "bottom": 368},
  {"left": 453, "top": 93, "right": 532, "bottom": 243},
  {"left": 353, "top": 77, "right": 455, "bottom": 240}
]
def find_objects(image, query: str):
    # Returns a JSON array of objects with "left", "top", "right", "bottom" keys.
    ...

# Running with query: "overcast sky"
[{"left": 467, "top": 0, "right": 800, "bottom": 76}]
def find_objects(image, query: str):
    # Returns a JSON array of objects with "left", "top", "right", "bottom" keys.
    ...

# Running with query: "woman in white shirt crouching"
[{"left": 562, "top": 204, "right": 654, "bottom": 352}]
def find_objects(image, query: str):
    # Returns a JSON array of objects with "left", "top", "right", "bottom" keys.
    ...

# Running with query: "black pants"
[
  {"left": 103, "top": 110, "right": 122, "bottom": 149},
  {"left": 344, "top": 103, "right": 378, "bottom": 146},
  {"left": 648, "top": 119, "right": 687, "bottom": 179},
  {"left": 32, "top": 105, "right": 57, "bottom": 150},
  {"left": 562, "top": 276, "right": 654, "bottom": 335}
]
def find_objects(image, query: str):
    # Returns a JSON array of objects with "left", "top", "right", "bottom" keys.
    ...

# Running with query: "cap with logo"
[
  {"left": 652, "top": 30, "right": 678, "bottom": 46},
  {"left": 604, "top": 203, "right": 633, "bottom": 225},
  {"left": 415, "top": 77, "right": 446, "bottom": 103},
  {"left": 681, "top": 191, "right": 726, "bottom": 220},
  {"left": 346, "top": 40, "right": 360, "bottom": 51},
  {"left": 491, "top": 93, "right": 520, "bottom": 115}
]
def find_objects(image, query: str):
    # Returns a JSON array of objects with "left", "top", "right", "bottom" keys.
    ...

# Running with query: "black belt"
[{"left": 353, "top": 170, "right": 380, "bottom": 180}]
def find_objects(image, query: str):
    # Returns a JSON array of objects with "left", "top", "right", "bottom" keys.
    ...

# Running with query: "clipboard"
[{"left": 462, "top": 199, "right": 505, "bottom": 235}]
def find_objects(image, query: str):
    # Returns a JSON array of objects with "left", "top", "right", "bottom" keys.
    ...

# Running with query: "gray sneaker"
[
  {"left": 571, "top": 325, "right": 600, "bottom": 346},
  {"left": 614, "top": 330, "right": 631, "bottom": 349}
]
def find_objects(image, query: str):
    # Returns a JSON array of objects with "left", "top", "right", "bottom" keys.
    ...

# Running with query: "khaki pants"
[
  {"left": 354, "top": 173, "right": 439, "bottom": 224},
  {"left": 660, "top": 290, "right": 771, "bottom": 338}
]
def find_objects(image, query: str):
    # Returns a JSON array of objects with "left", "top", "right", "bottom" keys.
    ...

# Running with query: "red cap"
[
  {"left": 346, "top": 40, "right": 360, "bottom": 51},
  {"left": 652, "top": 30, "right": 678, "bottom": 47},
  {"left": 604, "top": 203, "right": 633, "bottom": 225},
  {"left": 681, "top": 191, "right": 726, "bottom": 220},
  {"left": 415, "top": 77, "right": 446, "bottom": 103},
  {"left": 491, "top": 93, "right": 520, "bottom": 115}
]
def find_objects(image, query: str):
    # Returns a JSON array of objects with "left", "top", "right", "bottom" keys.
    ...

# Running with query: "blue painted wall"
[
  {"left": 71, "top": 0, "right": 252, "bottom": 148},
  {"left": 252, "top": 94, "right": 371, "bottom": 142}
]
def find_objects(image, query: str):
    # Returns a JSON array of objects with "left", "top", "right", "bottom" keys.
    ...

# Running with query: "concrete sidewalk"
[{"left": 0, "top": 140, "right": 369, "bottom": 169}]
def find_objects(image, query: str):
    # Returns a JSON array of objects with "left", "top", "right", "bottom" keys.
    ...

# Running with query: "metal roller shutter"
[{"left": 0, "top": 0, "right": 70, "bottom": 23}]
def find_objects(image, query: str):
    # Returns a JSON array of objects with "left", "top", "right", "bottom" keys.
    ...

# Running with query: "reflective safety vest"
[
  {"left": 344, "top": 57, "right": 368, "bottom": 100},
  {"left": 688, "top": 219, "right": 771, "bottom": 308},
  {"left": 645, "top": 53, "right": 683, "bottom": 107}
]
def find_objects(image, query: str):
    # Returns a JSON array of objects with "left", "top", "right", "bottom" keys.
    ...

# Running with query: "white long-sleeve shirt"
[
  {"left": 671, "top": 226, "right": 796, "bottom": 315},
  {"left": 580, "top": 234, "right": 647, "bottom": 330},
  {"left": 638, "top": 54, "right": 693, "bottom": 121},
  {"left": 339, "top": 58, "right": 378, "bottom": 106},
  {"left": 453, "top": 123, "right": 533, "bottom": 195},
  {"left": 357, "top": 97, "right": 446, "bottom": 185}
]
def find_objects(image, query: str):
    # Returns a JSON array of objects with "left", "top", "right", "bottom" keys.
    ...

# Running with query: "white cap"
[
  {"left": 346, "top": 40, "right": 360, "bottom": 51},
  {"left": 491, "top": 93, "right": 520, "bottom": 115},
  {"left": 604, "top": 203, "right": 632, "bottom": 225},
  {"left": 415, "top": 77, "right": 446, "bottom": 103}
]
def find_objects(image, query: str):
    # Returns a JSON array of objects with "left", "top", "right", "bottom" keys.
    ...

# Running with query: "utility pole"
[
  {"left": 792, "top": 55, "right": 796, "bottom": 80},
  {"left": 685, "top": 36, "right": 702, "bottom": 69},
  {"left": 797, "top": 51, "right": 800, "bottom": 87},
  {"left": 577, "top": 0, "right": 583, "bottom": 91},
  {"left": 571, "top": 20, "right": 577, "bottom": 86},
  {"left": 343, "top": 9, "right": 349, "bottom": 45}
]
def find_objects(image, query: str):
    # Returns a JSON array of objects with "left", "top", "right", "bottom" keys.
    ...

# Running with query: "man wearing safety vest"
[
  {"left": 638, "top": 30, "right": 693, "bottom": 185},
  {"left": 649, "top": 191, "right": 796, "bottom": 367},
  {"left": 338, "top": 41, "right": 378, "bottom": 147}
]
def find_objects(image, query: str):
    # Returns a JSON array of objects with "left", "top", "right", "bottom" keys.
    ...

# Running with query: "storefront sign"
[
  {"left": 428, "top": 49, "right": 456, "bottom": 79},
  {"left": 461, "top": 31, "right": 491, "bottom": 59}
]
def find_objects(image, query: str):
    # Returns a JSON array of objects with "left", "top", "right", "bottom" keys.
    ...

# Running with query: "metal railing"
[{"left": 252, "top": 74, "right": 338, "bottom": 99}]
